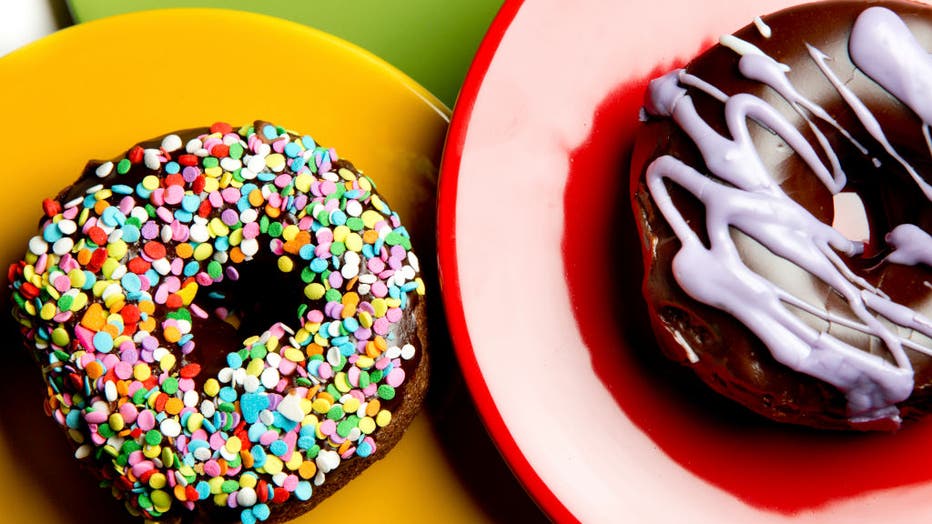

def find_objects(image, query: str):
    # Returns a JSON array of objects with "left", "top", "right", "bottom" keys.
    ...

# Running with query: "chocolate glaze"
[{"left": 631, "top": 1, "right": 932, "bottom": 430}]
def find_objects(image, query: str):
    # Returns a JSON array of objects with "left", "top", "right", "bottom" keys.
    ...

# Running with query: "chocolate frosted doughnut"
[
  {"left": 631, "top": 1, "right": 932, "bottom": 431},
  {"left": 7, "top": 121, "right": 428, "bottom": 522}
]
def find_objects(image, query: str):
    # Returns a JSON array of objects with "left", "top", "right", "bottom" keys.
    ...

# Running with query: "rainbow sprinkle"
[{"left": 7, "top": 122, "right": 425, "bottom": 521}]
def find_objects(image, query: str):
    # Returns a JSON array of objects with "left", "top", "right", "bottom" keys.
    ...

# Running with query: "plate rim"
[{"left": 437, "top": 0, "right": 577, "bottom": 522}]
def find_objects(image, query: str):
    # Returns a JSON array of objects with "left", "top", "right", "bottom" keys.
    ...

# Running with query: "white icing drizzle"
[
  {"left": 643, "top": 6, "right": 932, "bottom": 425},
  {"left": 754, "top": 16, "right": 772, "bottom": 38}
]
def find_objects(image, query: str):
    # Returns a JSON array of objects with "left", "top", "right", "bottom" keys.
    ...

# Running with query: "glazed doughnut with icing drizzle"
[
  {"left": 632, "top": 1, "right": 932, "bottom": 431},
  {"left": 7, "top": 121, "right": 428, "bottom": 522}
]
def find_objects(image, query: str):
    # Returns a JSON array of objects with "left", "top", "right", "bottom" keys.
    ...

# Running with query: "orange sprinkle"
[
  {"left": 304, "top": 385, "right": 320, "bottom": 400},
  {"left": 338, "top": 440, "right": 352, "bottom": 455},
  {"left": 116, "top": 380, "right": 130, "bottom": 397},
  {"left": 80, "top": 303, "right": 107, "bottom": 330},
  {"left": 374, "top": 336, "right": 388, "bottom": 352},
  {"left": 93, "top": 199, "right": 109, "bottom": 215},
  {"left": 175, "top": 243, "right": 194, "bottom": 259},
  {"left": 138, "top": 300, "right": 156, "bottom": 315},
  {"left": 317, "top": 391, "right": 334, "bottom": 404},
  {"left": 282, "top": 240, "right": 301, "bottom": 255},
  {"left": 139, "top": 317, "right": 156, "bottom": 333},
  {"left": 85, "top": 361, "right": 104, "bottom": 380},
  {"left": 365, "top": 341, "right": 380, "bottom": 358},
  {"left": 76, "top": 248, "right": 92, "bottom": 266},
  {"left": 294, "top": 230, "right": 311, "bottom": 245},
  {"left": 163, "top": 326, "right": 182, "bottom": 344},
  {"left": 362, "top": 230, "right": 379, "bottom": 244},
  {"left": 164, "top": 397, "right": 184, "bottom": 415},
  {"left": 248, "top": 189, "right": 264, "bottom": 207},
  {"left": 240, "top": 449, "right": 254, "bottom": 469},
  {"left": 101, "top": 324, "right": 120, "bottom": 338},
  {"left": 264, "top": 204, "right": 281, "bottom": 218},
  {"left": 306, "top": 343, "right": 323, "bottom": 357},
  {"left": 173, "top": 484, "right": 187, "bottom": 501},
  {"left": 298, "top": 460, "right": 317, "bottom": 480},
  {"left": 365, "top": 399, "right": 381, "bottom": 417},
  {"left": 229, "top": 247, "right": 246, "bottom": 264},
  {"left": 218, "top": 459, "right": 228, "bottom": 475}
]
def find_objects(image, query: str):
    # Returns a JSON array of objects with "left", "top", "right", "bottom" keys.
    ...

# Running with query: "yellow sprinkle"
[
  {"left": 358, "top": 311, "right": 373, "bottom": 329},
  {"left": 133, "top": 363, "right": 151, "bottom": 381},
  {"left": 203, "top": 378, "right": 220, "bottom": 397},
  {"left": 68, "top": 269, "right": 86, "bottom": 288},
  {"left": 208, "top": 477, "right": 225, "bottom": 494},
  {"left": 77, "top": 207, "right": 90, "bottom": 226},
  {"left": 239, "top": 474, "right": 257, "bottom": 489},
  {"left": 294, "top": 173, "right": 313, "bottom": 193},
  {"left": 345, "top": 233, "right": 363, "bottom": 252},
  {"left": 358, "top": 176, "right": 373, "bottom": 192},
  {"left": 151, "top": 489, "right": 171, "bottom": 512},
  {"left": 358, "top": 416, "right": 377, "bottom": 434},
  {"left": 285, "top": 451, "right": 303, "bottom": 470},
  {"left": 333, "top": 225, "right": 350, "bottom": 243},
  {"left": 311, "top": 398, "right": 331, "bottom": 414},
  {"left": 342, "top": 397, "right": 360, "bottom": 414},
  {"left": 284, "top": 347, "right": 304, "bottom": 363},
  {"left": 208, "top": 217, "right": 230, "bottom": 237},
  {"left": 334, "top": 372, "right": 351, "bottom": 393},
  {"left": 159, "top": 353, "right": 177, "bottom": 373},
  {"left": 262, "top": 455, "right": 283, "bottom": 475},
  {"left": 355, "top": 356, "right": 374, "bottom": 370},
  {"left": 416, "top": 277, "right": 426, "bottom": 295},
  {"left": 193, "top": 243, "right": 214, "bottom": 261},
  {"left": 186, "top": 412, "right": 204, "bottom": 432},
  {"left": 277, "top": 256, "right": 294, "bottom": 273},
  {"left": 108, "top": 413, "right": 125, "bottom": 431},
  {"left": 142, "top": 175, "right": 159, "bottom": 191},
  {"left": 294, "top": 329, "right": 310, "bottom": 344},
  {"left": 107, "top": 240, "right": 128, "bottom": 260},
  {"left": 376, "top": 409, "right": 392, "bottom": 427},
  {"left": 266, "top": 153, "right": 286, "bottom": 172},
  {"left": 39, "top": 303, "right": 57, "bottom": 320},
  {"left": 143, "top": 444, "right": 161, "bottom": 459},
  {"left": 205, "top": 166, "right": 223, "bottom": 177},
  {"left": 371, "top": 194, "right": 385, "bottom": 211},
  {"left": 149, "top": 472, "right": 167, "bottom": 490},
  {"left": 70, "top": 292, "right": 89, "bottom": 311},
  {"left": 372, "top": 298, "right": 388, "bottom": 318},
  {"left": 304, "top": 283, "right": 325, "bottom": 300},
  {"left": 361, "top": 210, "right": 382, "bottom": 229},
  {"left": 177, "top": 283, "right": 198, "bottom": 306},
  {"left": 246, "top": 358, "right": 265, "bottom": 377},
  {"left": 91, "top": 280, "right": 109, "bottom": 298},
  {"left": 226, "top": 436, "right": 242, "bottom": 454},
  {"left": 203, "top": 177, "right": 220, "bottom": 193},
  {"left": 229, "top": 227, "right": 244, "bottom": 246},
  {"left": 162, "top": 447, "right": 175, "bottom": 468},
  {"left": 338, "top": 167, "right": 356, "bottom": 181},
  {"left": 266, "top": 336, "right": 279, "bottom": 352}
]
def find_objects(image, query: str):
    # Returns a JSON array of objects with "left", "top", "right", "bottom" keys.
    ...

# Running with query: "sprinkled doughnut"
[
  {"left": 631, "top": 1, "right": 932, "bottom": 431},
  {"left": 7, "top": 121, "right": 428, "bottom": 522}
]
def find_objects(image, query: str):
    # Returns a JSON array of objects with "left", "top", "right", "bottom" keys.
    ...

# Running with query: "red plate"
[{"left": 439, "top": 0, "right": 932, "bottom": 522}]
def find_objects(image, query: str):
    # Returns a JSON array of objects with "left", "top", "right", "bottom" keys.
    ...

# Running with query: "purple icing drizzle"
[{"left": 643, "top": 6, "right": 932, "bottom": 425}]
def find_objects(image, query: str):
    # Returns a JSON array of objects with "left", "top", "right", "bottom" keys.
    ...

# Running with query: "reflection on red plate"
[{"left": 563, "top": 60, "right": 932, "bottom": 515}]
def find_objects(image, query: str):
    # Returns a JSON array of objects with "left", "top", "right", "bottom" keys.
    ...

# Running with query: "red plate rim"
[{"left": 436, "top": 0, "right": 577, "bottom": 522}]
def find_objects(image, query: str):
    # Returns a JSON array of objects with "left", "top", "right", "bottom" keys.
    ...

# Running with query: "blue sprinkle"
[
  {"left": 262, "top": 125, "right": 278, "bottom": 140},
  {"left": 388, "top": 285, "right": 401, "bottom": 300},
  {"left": 309, "top": 258, "right": 327, "bottom": 273},
  {"left": 247, "top": 422, "right": 267, "bottom": 443},
  {"left": 219, "top": 386, "right": 237, "bottom": 402},
  {"left": 299, "top": 425, "right": 315, "bottom": 437},
  {"left": 81, "top": 271, "right": 96, "bottom": 290},
  {"left": 188, "top": 439, "right": 210, "bottom": 452},
  {"left": 361, "top": 244, "right": 374, "bottom": 259},
  {"left": 306, "top": 360, "right": 322, "bottom": 377},
  {"left": 66, "top": 409, "right": 81, "bottom": 429},
  {"left": 329, "top": 209, "right": 347, "bottom": 226},
  {"left": 344, "top": 189, "right": 361, "bottom": 199},
  {"left": 252, "top": 503, "right": 271, "bottom": 521},
  {"left": 342, "top": 317, "right": 359, "bottom": 332},
  {"left": 257, "top": 171, "right": 276, "bottom": 182},
  {"left": 214, "top": 236, "right": 230, "bottom": 252},
  {"left": 250, "top": 445, "right": 267, "bottom": 467},
  {"left": 284, "top": 142, "right": 301, "bottom": 158},
  {"left": 174, "top": 209, "right": 194, "bottom": 223},
  {"left": 401, "top": 282, "right": 418, "bottom": 293},
  {"left": 241, "top": 509, "right": 257, "bottom": 524},
  {"left": 339, "top": 342, "right": 355, "bottom": 357},
  {"left": 227, "top": 352, "right": 243, "bottom": 368},
  {"left": 272, "top": 412, "right": 298, "bottom": 432},
  {"left": 269, "top": 440, "right": 288, "bottom": 457},
  {"left": 100, "top": 206, "right": 126, "bottom": 227},
  {"left": 121, "top": 273, "right": 142, "bottom": 293},
  {"left": 165, "top": 161, "right": 180, "bottom": 175},
  {"left": 292, "top": 156, "right": 306, "bottom": 171},
  {"left": 93, "top": 331, "right": 114, "bottom": 353},
  {"left": 356, "top": 440, "right": 373, "bottom": 457},
  {"left": 237, "top": 198, "right": 251, "bottom": 213},
  {"left": 301, "top": 135, "right": 316, "bottom": 150},
  {"left": 298, "top": 244, "right": 315, "bottom": 260},
  {"left": 135, "top": 183, "right": 152, "bottom": 199},
  {"left": 144, "top": 269, "right": 160, "bottom": 286},
  {"left": 297, "top": 435, "right": 315, "bottom": 450},
  {"left": 183, "top": 260, "right": 199, "bottom": 277},
  {"left": 121, "top": 224, "right": 140, "bottom": 243},
  {"left": 240, "top": 393, "right": 269, "bottom": 424},
  {"left": 202, "top": 418, "right": 216, "bottom": 433},
  {"left": 42, "top": 225, "right": 63, "bottom": 243},
  {"left": 181, "top": 195, "right": 200, "bottom": 212},
  {"left": 195, "top": 481, "right": 211, "bottom": 500},
  {"left": 294, "top": 481, "right": 312, "bottom": 501},
  {"left": 112, "top": 184, "right": 134, "bottom": 195}
]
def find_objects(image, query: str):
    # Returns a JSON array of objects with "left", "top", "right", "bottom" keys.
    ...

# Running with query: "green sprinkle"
[
  {"left": 377, "top": 384, "right": 396, "bottom": 400},
  {"left": 161, "top": 377, "right": 179, "bottom": 395},
  {"left": 324, "top": 289, "right": 341, "bottom": 303},
  {"left": 330, "top": 242, "right": 346, "bottom": 257},
  {"left": 145, "top": 429, "right": 162, "bottom": 446},
  {"left": 268, "top": 222, "right": 284, "bottom": 237},
  {"left": 326, "top": 405, "right": 345, "bottom": 421},
  {"left": 202, "top": 157, "right": 219, "bottom": 169},
  {"left": 116, "top": 158, "right": 131, "bottom": 175},
  {"left": 207, "top": 260, "right": 223, "bottom": 279},
  {"left": 221, "top": 480, "right": 239, "bottom": 494},
  {"left": 229, "top": 143, "right": 244, "bottom": 160}
]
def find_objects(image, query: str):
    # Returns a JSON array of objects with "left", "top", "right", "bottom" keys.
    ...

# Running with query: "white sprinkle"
[
  {"left": 357, "top": 284, "right": 371, "bottom": 295},
  {"left": 327, "top": 346, "right": 342, "bottom": 367},
  {"left": 753, "top": 15, "right": 772, "bottom": 38},
  {"left": 358, "top": 274, "right": 377, "bottom": 285},
  {"left": 256, "top": 143, "right": 271, "bottom": 157},
  {"left": 184, "top": 390, "right": 199, "bottom": 407},
  {"left": 385, "top": 346, "right": 402, "bottom": 359},
  {"left": 161, "top": 134, "right": 183, "bottom": 152},
  {"left": 232, "top": 368, "right": 247, "bottom": 385},
  {"left": 28, "top": 236, "right": 48, "bottom": 255},
  {"left": 346, "top": 427, "right": 361, "bottom": 441},
  {"left": 200, "top": 400, "right": 216, "bottom": 418},
  {"left": 75, "top": 444, "right": 93, "bottom": 459},
  {"left": 108, "top": 229, "right": 124, "bottom": 243},
  {"left": 277, "top": 393, "right": 305, "bottom": 422},
  {"left": 240, "top": 208, "right": 258, "bottom": 223},
  {"left": 313, "top": 470, "right": 326, "bottom": 486},
  {"left": 194, "top": 148, "right": 210, "bottom": 157},
  {"left": 246, "top": 155, "right": 267, "bottom": 173},
  {"left": 315, "top": 450, "right": 340, "bottom": 474},
  {"left": 174, "top": 470, "right": 189, "bottom": 487},
  {"left": 240, "top": 238, "right": 259, "bottom": 258},
  {"left": 217, "top": 367, "right": 234, "bottom": 383},
  {"left": 104, "top": 380, "right": 118, "bottom": 402},
  {"left": 237, "top": 487, "right": 257, "bottom": 507},
  {"left": 85, "top": 183, "right": 104, "bottom": 194},
  {"left": 64, "top": 196, "right": 83, "bottom": 209},
  {"left": 345, "top": 200, "right": 363, "bottom": 217},
  {"left": 271, "top": 472, "right": 287, "bottom": 487},
  {"left": 185, "top": 138, "right": 203, "bottom": 153},
  {"left": 52, "top": 237, "right": 74, "bottom": 256},
  {"left": 160, "top": 224, "right": 173, "bottom": 243},
  {"left": 243, "top": 375, "right": 261, "bottom": 393},
  {"left": 189, "top": 223, "right": 210, "bottom": 243},
  {"left": 152, "top": 258, "right": 171, "bottom": 275},
  {"left": 260, "top": 367, "right": 280, "bottom": 390},
  {"left": 193, "top": 447, "right": 212, "bottom": 461},
  {"left": 95, "top": 161, "right": 114, "bottom": 178},
  {"left": 219, "top": 446, "right": 238, "bottom": 462},
  {"left": 401, "top": 265, "right": 416, "bottom": 281},
  {"left": 327, "top": 321, "right": 342, "bottom": 338},
  {"left": 401, "top": 343, "right": 416, "bottom": 360},
  {"left": 131, "top": 206, "right": 150, "bottom": 223},
  {"left": 160, "top": 418, "right": 181, "bottom": 438},
  {"left": 109, "top": 264, "right": 127, "bottom": 281},
  {"left": 259, "top": 410, "right": 275, "bottom": 426},
  {"left": 265, "top": 352, "right": 281, "bottom": 369},
  {"left": 144, "top": 149, "right": 162, "bottom": 170},
  {"left": 407, "top": 251, "right": 420, "bottom": 272},
  {"left": 220, "top": 157, "right": 242, "bottom": 172}
]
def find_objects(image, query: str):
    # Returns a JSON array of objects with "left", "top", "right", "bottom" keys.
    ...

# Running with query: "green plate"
[{"left": 67, "top": 0, "right": 504, "bottom": 108}]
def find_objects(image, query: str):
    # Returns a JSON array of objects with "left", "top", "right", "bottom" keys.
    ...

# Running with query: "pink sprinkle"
[
  {"left": 209, "top": 433, "right": 226, "bottom": 450},
  {"left": 74, "top": 325, "right": 95, "bottom": 351},
  {"left": 120, "top": 403, "right": 139, "bottom": 424},
  {"left": 315, "top": 243, "right": 332, "bottom": 258},
  {"left": 154, "top": 285, "right": 169, "bottom": 304},
  {"left": 370, "top": 281, "right": 388, "bottom": 298},
  {"left": 340, "top": 447, "right": 357, "bottom": 459},
  {"left": 386, "top": 308, "right": 402, "bottom": 323},
  {"left": 170, "top": 257, "right": 184, "bottom": 275},
  {"left": 278, "top": 359, "right": 297, "bottom": 376},
  {"left": 362, "top": 384, "right": 378, "bottom": 397},
  {"left": 84, "top": 410, "right": 108, "bottom": 424},
  {"left": 204, "top": 460, "right": 221, "bottom": 477},
  {"left": 127, "top": 450, "right": 144, "bottom": 466},
  {"left": 171, "top": 221, "right": 189, "bottom": 242},
  {"left": 137, "top": 410, "right": 156, "bottom": 431},
  {"left": 297, "top": 217, "right": 314, "bottom": 230},
  {"left": 260, "top": 431, "right": 278, "bottom": 446},
  {"left": 328, "top": 272, "right": 343, "bottom": 289},
  {"left": 272, "top": 138, "right": 287, "bottom": 153},
  {"left": 164, "top": 276, "right": 181, "bottom": 293},
  {"left": 196, "top": 272, "right": 213, "bottom": 286},
  {"left": 208, "top": 191, "right": 223, "bottom": 208},
  {"left": 190, "top": 303, "right": 209, "bottom": 319},
  {"left": 62, "top": 206, "right": 79, "bottom": 220},
  {"left": 268, "top": 193, "right": 282, "bottom": 208},
  {"left": 115, "top": 361, "right": 133, "bottom": 380},
  {"left": 243, "top": 222, "right": 260, "bottom": 239},
  {"left": 131, "top": 460, "right": 154, "bottom": 478},
  {"left": 318, "top": 419, "right": 336, "bottom": 436},
  {"left": 270, "top": 238, "right": 284, "bottom": 256},
  {"left": 164, "top": 185, "right": 184, "bottom": 205},
  {"left": 52, "top": 311, "right": 73, "bottom": 323},
  {"left": 190, "top": 429, "right": 208, "bottom": 442},
  {"left": 156, "top": 206, "right": 174, "bottom": 224},
  {"left": 375, "top": 357, "right": 391, "bottom": 371},
  {"left": 318, "top": 362, "right": 333, "bottom": 381},
  {"left": 221, "top": 187, "right": 240, "bottom": 204},
  {"left": 320, "top": 180, "right": 336, "bottom": 195},
  {"left": 150, "top": 188, "right": 165, "bottom": 206},
  {"left": 178, "top": 378, "right": 195, "bottom": 392},
  {"left": 283, "top": 474, "right": 299, "bottom": 492},
  {"left": 274, "top": 174, "right": 291, "bottom": 188},
  {"left": 203, "top": 137, "right": 222, "bottom": 150},
  {"left": 348, "top": 366, "right": 360, "bottom": 387},
  {"left": 386, "top": 368, "right": 405, "bottom": 387},
  {"left": 119, "top": 196, "right": 135, "bottom": 215},
  {"left": 367, "top": 258, "right": 385, "bottom": 273},
  {"left": 306, "top": 310, "right": 324, "bottom": 323}
]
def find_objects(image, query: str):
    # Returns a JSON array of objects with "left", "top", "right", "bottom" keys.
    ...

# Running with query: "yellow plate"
[{"left": 0, "top": 8, "right": 480, "bottom": 524}]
